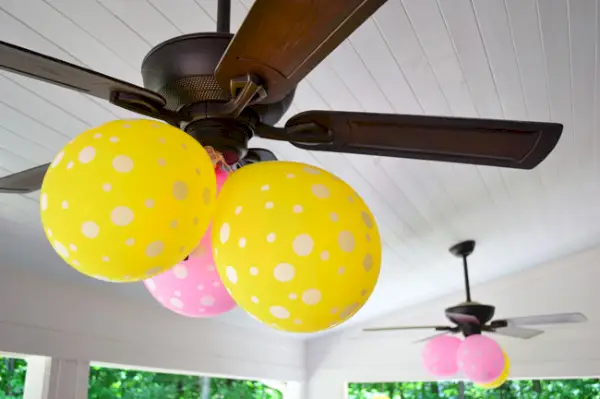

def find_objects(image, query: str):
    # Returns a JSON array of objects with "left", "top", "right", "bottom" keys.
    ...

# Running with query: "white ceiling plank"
[
  {"left": 0, "top": 77, "right": 90, "bottom": 136},
  {"left": 567, "top": 0, "right": 596, "bottom": 176},
  {"left": 471, "top": 0, "right": 528, "bottom": 120},
  {"left": 402, "top": 0, "right": 478, "bottom": 117},
  {"left": 470, "top": 0, "right": 542, "bottom": 207},
  {"left": 437, "top": 0, "right": 504, "bottom": 120},
  {"left": 47, "top": 0, "right": 152, "bottom": 70},
  {"left": 350, "top": 19, "right": 422, "bottom": 115},
  {"left": 374, "top": 0, "right": 510, "bottom": 229},
  {"left": 1, "top": 72, "right": 116, "bottom": 127},
  {"left": 595, "top": 0, "right": 600, "bottom": 179},
  {"left": 0, "top": 102, "right": 70, "bottom": 152},
  {"left": 326, "top": 41, "right": 395, "bottom": 114},
  {"left": 0, "top": 148, "right": 37, "bottom": 175},
  {"left": 147, "top": 0, "right": 214, "bottom": 35},
  {"left": 503, "top": 0, "right": 556, "bottom": 194},
  {"left": 0, "top": 125, "right": 55, "bottom": 164},
  {"left": 0, "top": 0, "right": 139, "bottom": 83},
  {"left": 536, "top": 0, "right": 575, "bottom": 186},
  {"left": 197, "top": 0, "right": 248, "bottom": 33},
  {"left": 504, "top": 0, "right": 552, "bottom": 123},
  {"left": 374, "top": 1, "right": 451, "bottom": 116},
  {"left": 399, "top": 0, "right": 513, "bottom": 230},
  {"left": 304, "top": 63, "right": 362, "bottom": 112},
  {"left": 439, "top": 0, "right": 546, "bottom": 252},
  {"left": 0, "top": 8, "right": 138, "bottom": 120},
  {"left": 98, "top": 0, "right": 181, "bottom": 47}
]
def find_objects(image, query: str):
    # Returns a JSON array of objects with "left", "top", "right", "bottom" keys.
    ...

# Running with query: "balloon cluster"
[
  {"left": 40, "top": 120, "right": 382, "bottom": 333},
  {"left": 422, "top": 334, "right": 509, "bottom": 389}
]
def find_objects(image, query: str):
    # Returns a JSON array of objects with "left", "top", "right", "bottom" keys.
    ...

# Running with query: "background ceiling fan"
[
  {"left": 0, "top": 0, "right": 563, "bottom": 194},
  {"left": 363, "top": 240, "right": 587, "bottom": 342}
]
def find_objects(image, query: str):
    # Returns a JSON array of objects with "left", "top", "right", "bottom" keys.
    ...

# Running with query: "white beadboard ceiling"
[{"left": 1, "top": 0, "right": 600, "bottom": 336}]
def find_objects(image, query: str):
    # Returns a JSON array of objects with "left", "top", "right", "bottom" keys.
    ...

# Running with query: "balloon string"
[{"left": 205, "top": 146, "right": 233, "bottom": 173}]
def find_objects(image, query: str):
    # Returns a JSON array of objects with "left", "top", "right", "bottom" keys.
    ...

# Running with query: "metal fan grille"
[{"left": 158, "top": 75, "right": 230, "bottom": 110}]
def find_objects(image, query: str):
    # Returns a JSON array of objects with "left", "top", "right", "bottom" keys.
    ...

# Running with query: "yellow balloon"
[
  {"left": 212, "top": 161, "right": 381, "bottom": 333},
  {"left": 41, "top": 119, "right": 216, "bottom": 282},
  {"left": 478, "top": 350, "right": 510, "bottom": 389}
]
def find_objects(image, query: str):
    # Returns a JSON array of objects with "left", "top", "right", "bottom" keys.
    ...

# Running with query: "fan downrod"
[{"left": 449, "top": 240, "right": 476, "bottom": 303}]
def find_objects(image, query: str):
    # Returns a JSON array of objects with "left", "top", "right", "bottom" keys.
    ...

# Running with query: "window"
[
  {"left": 0, "top": 354, "right": 27, "bottom": 399},
  {"left": 88, "top": 364, "right": 283, "bottom": 399},
  {"left": 348, "top": 379, "right": 600, "bottom": 398}
]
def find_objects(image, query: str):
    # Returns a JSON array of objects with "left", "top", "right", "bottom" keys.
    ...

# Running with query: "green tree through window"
[
  {"left": 88, "top": 365, "right": 283, "bottom": 399},
  {"left": 0, "top": 356, "right": 27, "bottom": 399},
  {"left": 0, "top": 356, "right": 282, "bottom": 399},
  {"left": 348, "top": 379, "right": 600, "bottom": 398}
]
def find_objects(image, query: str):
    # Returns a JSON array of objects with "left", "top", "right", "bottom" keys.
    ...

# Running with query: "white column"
[
  {"left": 24, "top": 357, "right": 90, "bottom": 399},
  {"left": 23, "top": 356, "right": 50, "bottom": 399},
  {"left": 283, "top": 381, "right": 306, "bottom": 399},
  {"left": 303, "top": 373, "right": 347, "bottom": 399}
]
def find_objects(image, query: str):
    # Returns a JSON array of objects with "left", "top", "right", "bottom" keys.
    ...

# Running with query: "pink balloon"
[
  {"left": 457, "top": 334, "right": 505, "bottom": 383},
  {"left": 214, "top": 167, "right": 229, "bottom": 190},
  {"left": 422, "top": 335, "right": 462, "bottom": 377},
  {"left": 143, "top": 167, "right": 236, "bottom": 317}
]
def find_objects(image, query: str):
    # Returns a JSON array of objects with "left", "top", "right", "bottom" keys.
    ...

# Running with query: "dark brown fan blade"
[
  {"left": 496, "top": 312, "right": 587, "bottom": 327},
  {"left": 363, "top": 325, "right": 453, "bottom": 333},
  {"left": 488, "top": 326, "right": 544, "bottom": 339},
  {"left": 0, "top": 164, "right": 49, "bottom": 194},
  {"left": 215, "top": 0, "right": 386, "bottom": 104},
  {"left": 287, "top": 111, "right": 563, "bottom": 169},
  {"left": 0, "top": 40, "right": 177, "bottom": 122}
]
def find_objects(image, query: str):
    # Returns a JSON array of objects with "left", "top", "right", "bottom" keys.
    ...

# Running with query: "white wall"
[
  {"left": 304, "top": 245, "right": 600, "bottom": 398},
  {"left": 0, "top": 267, "right": 304, "bottom": 383}
]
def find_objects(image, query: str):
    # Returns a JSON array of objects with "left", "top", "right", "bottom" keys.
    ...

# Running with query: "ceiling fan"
[
  {"left": 363, "top": 240, "right": 587, "bottom": 342},
  {"left": 0, "top": 0, "right": 563, "bottom": 194}
]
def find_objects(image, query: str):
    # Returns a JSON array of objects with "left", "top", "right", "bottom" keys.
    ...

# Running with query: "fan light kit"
[{"left": 0, "top": 1, "right": 566, "bottom": 333}]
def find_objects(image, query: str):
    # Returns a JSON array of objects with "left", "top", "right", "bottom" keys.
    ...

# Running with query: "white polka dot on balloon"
[
  {"left": 145, "top": 241, "right": 164, "bottom": 257},
  {"left": 81, "top": 221, "right": 99, "bottom": 238},
  {"left": 302, "top": 288, "right": 321, "bottom": 305},
  {"left": 112, "top": 155, "right": 133, "bottom": 173},
  {"left": 274, "top": 263, "right": 295, "bottom": 282},
  {"left": 110, "top": 206, "right": 134, "bottom": 226},
  {"left": 53, "top": 241, "right": 69, "bottom": 258},
  {"left": 293, "top": 234, "right": 314, "bottom": 256},
  {"left": 270, "top": 306, "right": 290, "bottom": 319},
  {"left": 78, "top": 147, "right": 96, "bottom": 163},
  {"left": 226, "top": 266, "right": 238, "bottom": 284},
  {"left": 220, "top": 223, "right": 230, "bottom": 244},
  {"left": 173, "top": 264, "right": 188, "bottom": 279}
]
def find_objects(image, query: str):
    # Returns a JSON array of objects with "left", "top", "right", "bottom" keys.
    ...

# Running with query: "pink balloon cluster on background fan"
[
  {"left": 457, "top": 334, "right": 505, "bottom": 383},
  {"left": 421, "top": 335, "right": 462, "bottom": 377},
  {"left": 144, "top": 168, "right": 236, "bottom": 317}
]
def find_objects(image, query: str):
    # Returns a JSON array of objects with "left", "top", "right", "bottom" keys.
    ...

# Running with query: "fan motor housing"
[
  {"left": 446, "top": 303, "right": 496, "bottom": 327},
  {"left": 141, "top": 32, "right": 295, "bottom": 126}
]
